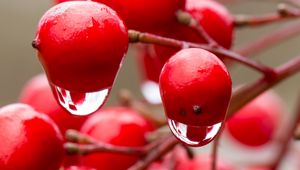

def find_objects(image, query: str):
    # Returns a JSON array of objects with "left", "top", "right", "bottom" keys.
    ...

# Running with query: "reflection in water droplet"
[
  {"left": 168, "top": 118, "right": 222, "bottom": 147},
  {"left": 141, "top": 80, "right": 162, "bottom": 104},
  {"left": 50, "top": 83, "right": 110, "bottom": 116}
]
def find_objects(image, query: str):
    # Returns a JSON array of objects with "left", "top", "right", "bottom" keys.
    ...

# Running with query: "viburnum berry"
[
  {"left": 155, "top": 0, "right": 234, "bottom": 63},
  {"left": 159, "top": 48, "right": 232, "bottom": 146},
  {"left": 56, "top": 0, "right": 186, "bottom": 33},
  {"left": 19, "top": 74, "right": 88, "bottom": 134},
  {"left": 226, "top": 91, "right": 283, "bottom": 147},
  {"left": 33, "top": 1, "right": 128, "bottom": 116},
  {"left": 0, "top": 104, "right": 64, "bottom": 170},
  {"left": 80, "top": 107, "right": 154, "bottom": 170}
]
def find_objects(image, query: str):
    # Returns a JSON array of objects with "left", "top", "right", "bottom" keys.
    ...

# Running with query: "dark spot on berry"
[
  {"left": 31, "top": 40, "right": 39, "bottom": 49},
  {"left": 179, "top": 108, "right": 186, "bottom": 116},
  {"left": 193, "top": 105, "right": 202, "bottom": 115}
]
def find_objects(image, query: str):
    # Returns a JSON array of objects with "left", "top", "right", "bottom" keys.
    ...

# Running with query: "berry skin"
[
  {"left": 155, "top": 0, "right": 233, "bottom": 64},
  {"left": 80, "top": 107, "right": 154, "bottom": 170},
  {"left": 226, "top": 91, "right": 283, "bottom": 147},
  {"left": 19, "top": 74, "right": 88, "bottom": 134},
  {"left": 34, "top": 1, "right": 128, "bottom": 93},
  {"left": 0, "top": 104, "right": 64, "bottom": 170},
  {"left": 159, "top": 48, "right": 232, "bottom": 127},
  {"left": 56, "top": 0, "right": 186, "bottom": 32},
  {"left": 65, "top": 166, "right": 96, "bottom": 170}
]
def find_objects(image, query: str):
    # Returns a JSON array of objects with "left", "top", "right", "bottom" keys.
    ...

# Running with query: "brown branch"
[
  {"left": 294, "top": 124, "right": 300, "bottom": 139},
  {"left": 176, "top": 10, "right": 218, "bottom": 47},
  {"left": 211, "top": 139, "right": 219, "bottom": 170},
  {"left": 64, "top": 142, "right": 146, "bottom": 156},
  {"left": 236, "top": 20, "right": 300, "bottom": 57},
  {"left": 128, "top": 30, "right": 275, "bottom": 76},
  {"left": 117, "top": 89, "right": 166, "bottom": 127},
  {"left": 234, "top": 4, "right": 300, "bottom": 27},
  {"left": 270, "top": 94, "right": 300, "bottom": 170},
  {"left": 64, "top": 130, "right": 167, "bottom": 156},
  {"left": 128, "top": 136, "right": 179, "bottom": 170},
  {"left": 228, "top": 55, "right": 300, "bottom": 118}
]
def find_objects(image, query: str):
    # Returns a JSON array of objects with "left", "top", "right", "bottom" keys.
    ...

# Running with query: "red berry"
[
  {"left": 0, "top": 104, "right": 64, "bottom": 170},
  {"left": 19, "top": 74, "right": 88, "bottom": 134},
  {"left": 34, "top": 1, "right": 128, "bottom": 115},
  {"left": 159, "top": 48, "right": 232, "bottom": 146},
  {"left": 57, "top": 0, "right": 186, "bottom": 32},
  {"left": 155, "top": 0, "right": 233, "bottom": 63},
  {"left": 177, "top": 154, "right": 236, "bottom": 170},
  {"left": 226, "top": 91, "right": 283, "bottom": 147},
  {"left": 65, "top": 166, "right": 96, "bottom": 170},
  {"left": 80, "top": 107, "right": 154, "bottom": 170}
]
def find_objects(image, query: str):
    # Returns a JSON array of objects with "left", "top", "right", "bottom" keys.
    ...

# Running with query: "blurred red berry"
[
  {"left": 80, "top": 107, "right": 154, "bottom": 170},
  {"left": 227, "top": 91, "right": 284, "bottom": 147},
  {"left": 19, "top": 74, "right": 88, "bottom": 134},
  {"left": 0, "top": 104, "right": 64, "bottom": 170}
]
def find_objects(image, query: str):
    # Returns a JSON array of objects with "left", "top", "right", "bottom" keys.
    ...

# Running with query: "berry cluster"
[{"left": 2, "top": 0, "right": 300, "bottom": 169}]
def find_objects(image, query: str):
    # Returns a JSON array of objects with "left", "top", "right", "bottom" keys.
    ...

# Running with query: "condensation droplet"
[
  {"left": 168, "top": 118, "right": 222, "bottom": 147},
  {"left": 50, "top": 83, "right": 110, "bottom": 116}
]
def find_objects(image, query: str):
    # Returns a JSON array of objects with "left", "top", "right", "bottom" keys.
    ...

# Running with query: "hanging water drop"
[
  {"left": 168, "top": 118, "right": 222, "bottom": 147},
  {"left": 50, "top": 83, "right": 110, "bottom": 116}
]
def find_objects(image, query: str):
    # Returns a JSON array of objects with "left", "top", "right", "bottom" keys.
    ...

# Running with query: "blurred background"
[{"left": 0, "top": 0, "right": 300, "bottom": 169}]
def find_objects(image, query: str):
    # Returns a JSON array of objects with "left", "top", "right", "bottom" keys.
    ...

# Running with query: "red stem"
[
  {"left": 234, "top": 4, "right": 300, "bottom": 27},
  {"left": 128, "top": 136, "right": 179, "bottom": 170},
  {"left": 228, "top": 55, "right": 300, "bottom": 118},
  {"left": 128, "top": 30, "right": 275, "bottom": 76}
]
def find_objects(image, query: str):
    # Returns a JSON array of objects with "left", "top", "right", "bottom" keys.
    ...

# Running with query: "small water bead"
[
  {"left": 168, "top": 118, "right": 222, "bottom": 147},
  {"left": 50, "top": 83, "right": 110, "bottom": 116},
  {"left": 141, "top": 80, "right": 162, "bottom": 104}
]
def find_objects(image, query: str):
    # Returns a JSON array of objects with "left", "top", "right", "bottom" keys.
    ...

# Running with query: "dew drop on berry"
[
  {"left": 141, "top": 80, "right": 162, "bottom": 104},
  {"left": 50, "top": 83, "right": 110, "bottom": 116},
  {"left": 167, "top": 118, "right": 222, "bottom": 147}
]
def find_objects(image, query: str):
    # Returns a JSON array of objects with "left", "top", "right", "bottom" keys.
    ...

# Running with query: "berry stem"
[
  {"left": 211, "top": 138, "right": 220, "bottom": 170},
  {"left": 64, "top": 130, "right": 167, "bottom": 156},
  {"left": 117, "top": 89, "right": 166, "bottom": 127},
  {"left": 270, "top": 95, "right": 300, "bottom": 170},
  {"left": 128, "top": 30, "right": 275, "bottom": 75},
  {"left": 228, "top": 55, "right": 300, "bottom": 118},
  {"left": 64, "top": 142, "right": 146, "bottom": 156},
  {"left": 176, "top": 10, "right": 218, "bottom": 47},
  {"left": 235, "top": 20, "right": 300, "bottom": 57},
  {"left": 234, "top": 3, "right": 300, "bottom": 27},
  {"left": 128, "top": 135, "right": 179, "bottom": 170}
]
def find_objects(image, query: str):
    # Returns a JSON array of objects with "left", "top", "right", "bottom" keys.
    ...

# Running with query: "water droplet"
[
  {"left": 168, "top": 118, "right": 222, "bottom": 147},
  {"left": 50, "top": 83, "right": 110, "bottom": 116},
  {"left": 141, "top": 80, "right": 162, "bottom": 104}
]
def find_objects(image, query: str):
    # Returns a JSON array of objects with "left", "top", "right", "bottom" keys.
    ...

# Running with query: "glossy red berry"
[
  {"left": 80, "top": 107, "right": 154, "bottom": 170},
  {"left": 155, "top": 0, "right": 233, "bottom": 63},
  {"left": 19, "top": 74, "right": 88, "bottom": 134},
  {"left": 57, "top": 0, "right": 186, "bottom": 32},
  {"left": 226, "top": 91, "right": 283, "bottom": 147},
  {"left": 159, "top": 48, "right": 232, "bottom": 146},
  {"left": 0, "top": 104, "right": 64, "bottom": 170},
  {"left": 34, "top": 1, "right": 128, "bottom": 116}
]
